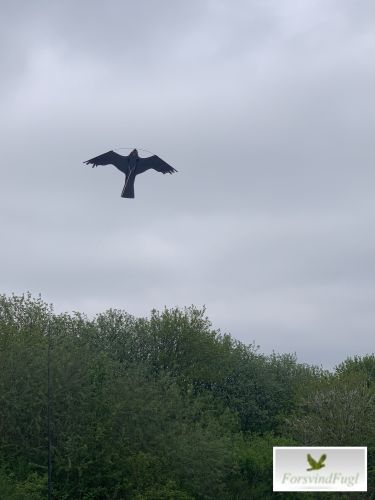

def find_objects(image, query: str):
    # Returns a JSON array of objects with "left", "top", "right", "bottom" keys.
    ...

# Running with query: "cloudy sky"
[{"left": 2, "top": 0, "right": 374, "bottom": 368}]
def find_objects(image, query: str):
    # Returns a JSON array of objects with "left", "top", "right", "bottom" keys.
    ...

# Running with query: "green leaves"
[{"left": 0, "top": 293, "right": 374, "bottom": 498}]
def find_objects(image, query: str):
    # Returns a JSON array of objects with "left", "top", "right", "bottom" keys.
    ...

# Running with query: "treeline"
[{"left": 0, "top": 293, "right": 374, "bottom": 499}]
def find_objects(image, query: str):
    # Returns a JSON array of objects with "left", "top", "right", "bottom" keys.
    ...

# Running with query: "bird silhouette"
[
  {"left": 84, "top": 149, "right": 177, "bottom": 198},
  {"left": 306, "top": 454, "right": 327, "bottom": 471}
]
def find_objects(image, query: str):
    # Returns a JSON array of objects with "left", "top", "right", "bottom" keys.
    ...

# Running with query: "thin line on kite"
[
  {"left": 113, "top": 147, "right": 155, "bottom": 155},
  {"left": 122, "top": 165, "right": 136, "bottom": 195}
]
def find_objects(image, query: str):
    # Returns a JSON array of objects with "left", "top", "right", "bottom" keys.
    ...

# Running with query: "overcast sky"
[{"left": 2, "top": 0, "right": 375, "bottom": 368}]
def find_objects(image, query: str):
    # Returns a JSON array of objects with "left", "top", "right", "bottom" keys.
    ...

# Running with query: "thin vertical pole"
[{"left": 47, "top": 323, "right": 52, "bottom": 500}]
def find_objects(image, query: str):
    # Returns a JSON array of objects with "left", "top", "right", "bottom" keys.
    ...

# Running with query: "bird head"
[{"left": 130, "top": 149, "right": 138, "bottom": 157}]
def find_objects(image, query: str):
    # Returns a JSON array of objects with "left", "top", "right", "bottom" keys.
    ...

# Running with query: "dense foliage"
[{"left": 0, "top": 293, "right": 374, "bottom": 499}]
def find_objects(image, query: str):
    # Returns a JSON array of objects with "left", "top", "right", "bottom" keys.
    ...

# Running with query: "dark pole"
[{"left": 47, "top": 323, "right": 52, "bottom": 500}]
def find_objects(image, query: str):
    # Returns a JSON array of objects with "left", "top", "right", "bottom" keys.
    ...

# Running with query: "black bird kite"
[{"left": 84, "top": 148, "right": 177, "bottom": 198}]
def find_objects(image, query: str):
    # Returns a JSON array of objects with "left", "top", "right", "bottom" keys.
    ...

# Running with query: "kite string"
[
  {"left": 122, "top": 165, "right": 135, "bottom": 194},
  {"left": 113, "top": 146, "right": 155, "bottom": 155}
]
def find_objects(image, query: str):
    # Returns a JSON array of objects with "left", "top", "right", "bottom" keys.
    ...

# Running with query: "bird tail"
[{"left": 121, "top": 174, "right": 135, "bottom": 198}]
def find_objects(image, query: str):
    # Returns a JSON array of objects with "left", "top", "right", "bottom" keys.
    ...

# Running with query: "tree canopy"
[{"left": 0, "top": 293, "right": 373, "bottom": 499}]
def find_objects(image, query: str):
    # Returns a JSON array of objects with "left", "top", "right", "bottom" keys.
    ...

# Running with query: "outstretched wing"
[
  {"left": 307, "top": 454, "right": 317, "bottom": 468},
  {"left": 84, "top": 150, "right": 124, "bottom": 168},
  {"left": 136, "top": 155, "right": 177, "bottom": 175},
  {"left": 318, "top": 454, "right": 327, "bottom": 466}
]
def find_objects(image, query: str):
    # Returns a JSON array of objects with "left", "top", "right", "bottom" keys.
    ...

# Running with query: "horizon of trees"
[{"left": 0, "top": 292, "right": 374, "bottom": 499}]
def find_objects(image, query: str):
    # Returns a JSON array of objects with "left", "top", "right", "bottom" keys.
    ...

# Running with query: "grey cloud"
[{"left": 1, "top": 0, "right": 374, "bottom": 368}]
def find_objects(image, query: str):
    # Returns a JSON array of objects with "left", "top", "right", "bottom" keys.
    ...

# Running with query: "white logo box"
[{"left": 273, "top": 447, "right": 367, "bottom": 492}]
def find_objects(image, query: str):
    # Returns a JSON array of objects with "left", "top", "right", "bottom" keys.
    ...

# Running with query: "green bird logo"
[{"left": 306, "top": 453, "right": 327, "bottom": 471}]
